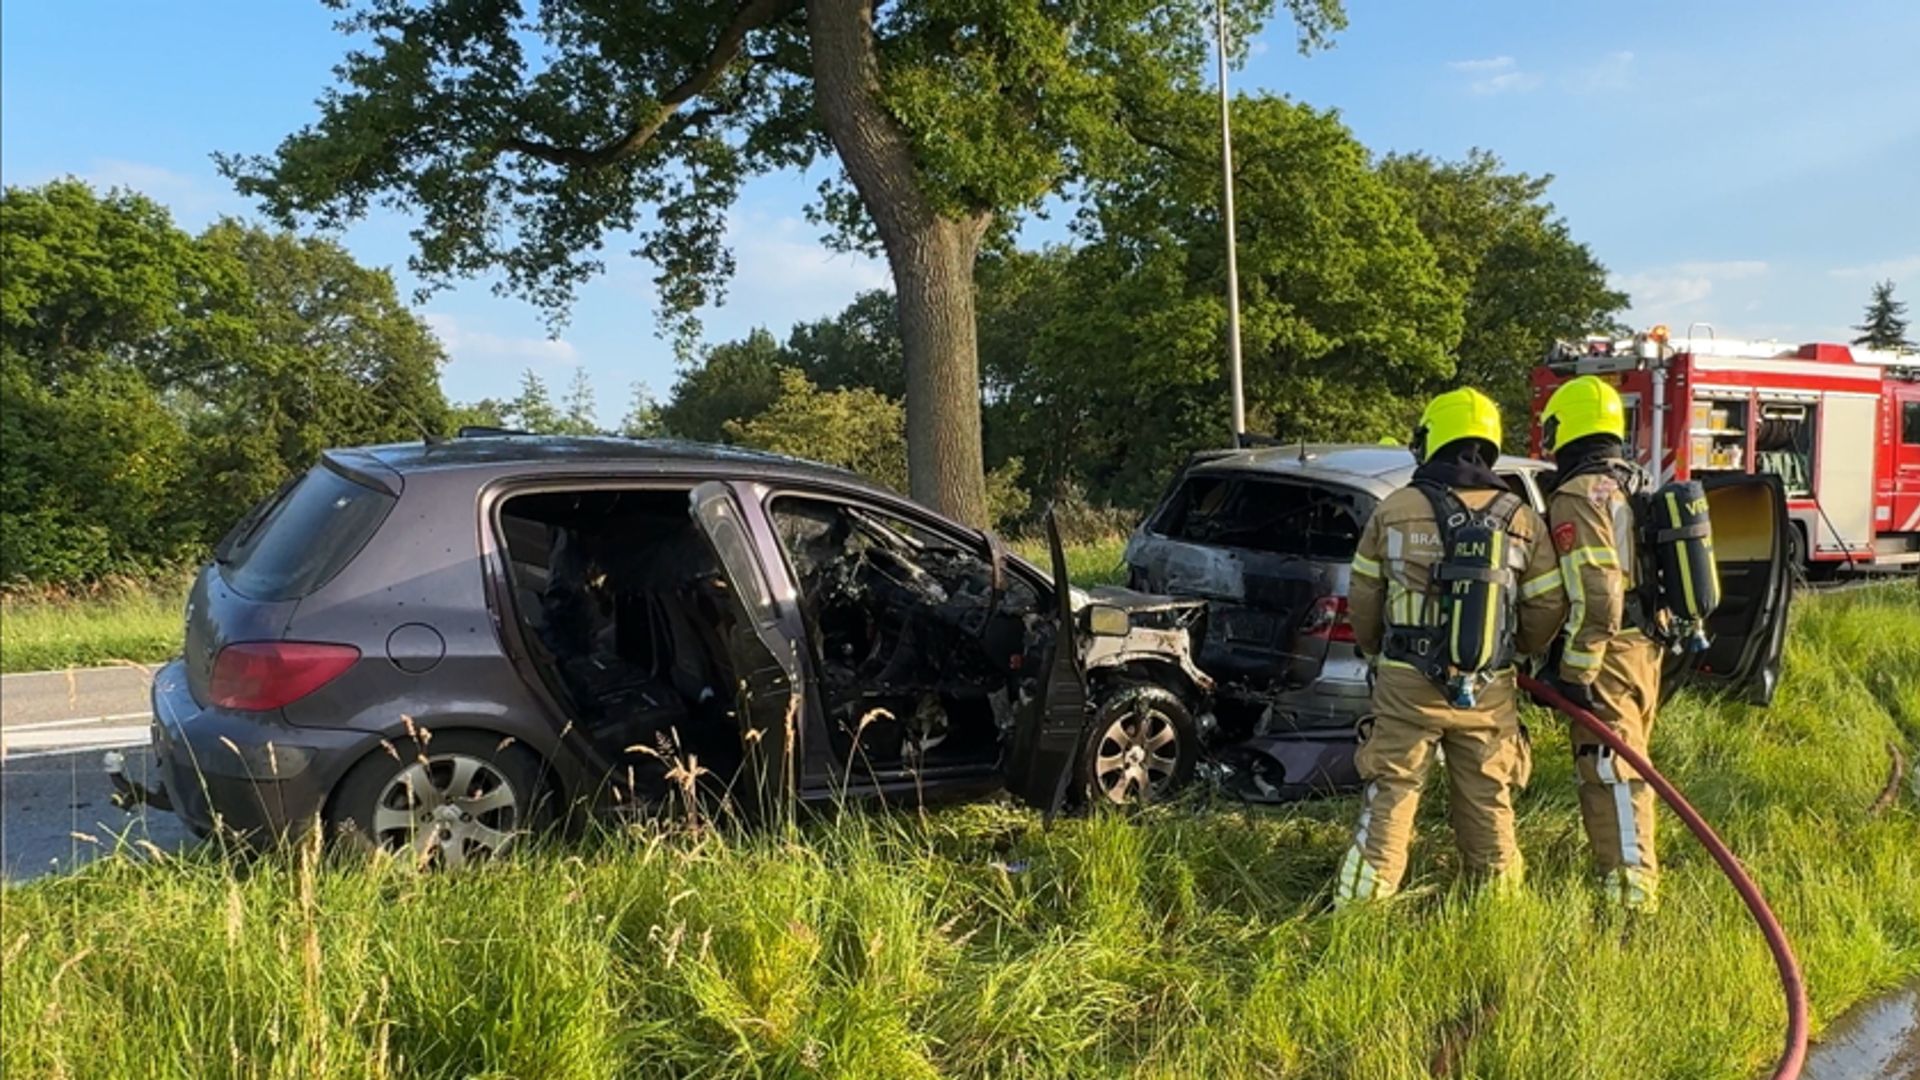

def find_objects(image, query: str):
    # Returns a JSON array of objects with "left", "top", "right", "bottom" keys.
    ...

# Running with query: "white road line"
[
  {"left": 4, "top": 712, "right": 154, "bottom": 732},
  {"left": 2, "top": 725, "right": 153, "bottom": 755}
]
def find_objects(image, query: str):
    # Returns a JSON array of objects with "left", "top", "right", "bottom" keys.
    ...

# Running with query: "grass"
[
  {"left": 3, "top": 587, "right": 1918, "bottom": 1078},
  {"left": 0, "top": 578, "right": 189, "bottom": 674}
]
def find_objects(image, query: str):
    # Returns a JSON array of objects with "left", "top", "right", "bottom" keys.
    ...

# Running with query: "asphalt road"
[{"left": 2, "top": 665, "right": 194, "bottom": 881}]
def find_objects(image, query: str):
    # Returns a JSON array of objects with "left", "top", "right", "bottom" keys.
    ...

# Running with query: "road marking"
[
  {"left": 4, "top": 712, "right": 154, "bottom": 732},
  {"left": 2, "top": 725, "right": 153, "bottom": 756}
]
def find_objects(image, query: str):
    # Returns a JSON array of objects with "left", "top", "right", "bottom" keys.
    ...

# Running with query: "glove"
[{"left": 1530, "top": 672, "right": 1597, "bottom": 713}]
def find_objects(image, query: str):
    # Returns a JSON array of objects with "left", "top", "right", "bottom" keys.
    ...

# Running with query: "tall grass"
[
  {"left": 0, "top": 578, "right": 188, "bottom": 673},
  {"left": 3, "top": 587, "right": 1916, "bottom": 1078}
]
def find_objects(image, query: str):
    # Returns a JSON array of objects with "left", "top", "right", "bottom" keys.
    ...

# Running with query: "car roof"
[
  {"left": 1186, "top": 442, "right": 1549, "bottom": 495},
  {"left": 344, "top": 434, "right": 858, "bottom": 481}
]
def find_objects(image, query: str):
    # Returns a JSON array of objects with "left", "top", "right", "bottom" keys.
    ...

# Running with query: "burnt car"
[
  {"left": 1126, "top": 443, "right": 1793, "bottom": 799},
  {"left": 124, "top": 436, "right": 1214, "bottom": 863}
]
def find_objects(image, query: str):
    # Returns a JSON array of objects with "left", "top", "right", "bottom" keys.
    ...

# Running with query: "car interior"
[
  {"left": 496, "top": 488, "right": 747, "bottom": 798},
  {"left": 769, "top": 497, "right": 1044, "bottom": 781}
]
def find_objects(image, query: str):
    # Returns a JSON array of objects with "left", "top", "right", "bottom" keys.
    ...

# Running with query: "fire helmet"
[
  {"left": 1410, "top": 387, "right": 1502, "bottom": 464},
  {"left": 1540, "top": 375, "right": 1626, "bottom": 452}
]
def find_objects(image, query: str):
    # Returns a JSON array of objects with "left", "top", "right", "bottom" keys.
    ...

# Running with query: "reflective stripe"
[
  {"left": 1521, "top": 571, "right": 1563, "bottom": 599},
  {"left": 1563, "top": 647, "right": 1603, "bottom": 670},
  {"left": 1595, "top": 752, "right": 1643, "bottom": 869},
  {"left": 1565, "top": 546, "right": 1619, "bottom": 568},
  {"left": 1352, "top": 553, "right": 1382, "bottom": 579}
]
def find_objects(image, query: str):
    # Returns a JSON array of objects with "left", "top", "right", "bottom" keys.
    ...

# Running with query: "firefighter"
[
  {"left": 1333, "top": 389, "right": 1568, "bottom": 907},
  {"left": 1538, "top": 374, "right": 1663, "bottom": 911}
]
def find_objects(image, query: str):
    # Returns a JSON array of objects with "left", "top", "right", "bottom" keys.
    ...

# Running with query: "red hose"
[{"left": 1518, "top": 673, "right": 1809, "bottom": 1080}]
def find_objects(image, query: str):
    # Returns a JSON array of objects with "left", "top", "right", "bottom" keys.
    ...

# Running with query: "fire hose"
[{"left": 1519, "top": 673, "right": 1808, "bottom": 1080}]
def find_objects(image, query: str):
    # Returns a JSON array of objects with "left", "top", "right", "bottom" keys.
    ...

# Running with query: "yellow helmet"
[
  {"left": 1540, "top": 375, "right": 1626, "bottom": 452},
  {"left": 1411, "top": 387, "right": 1502, "bottom": 464}
]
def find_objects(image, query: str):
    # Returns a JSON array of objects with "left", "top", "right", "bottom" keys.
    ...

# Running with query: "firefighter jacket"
[
  {"left": 1549, "top": 465, "right": 1642, "bottom": 685},
  {"left": 1349, "top": 485, "right": 1567, "bottom": 668}
]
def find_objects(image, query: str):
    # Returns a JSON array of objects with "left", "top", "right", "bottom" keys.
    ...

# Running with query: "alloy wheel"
[
  {"left": 371, "top": 753, "right": 520, "bottom": 868},
  {"left": 1091, "top": 701, "right": 1181, "bottom": 805}
]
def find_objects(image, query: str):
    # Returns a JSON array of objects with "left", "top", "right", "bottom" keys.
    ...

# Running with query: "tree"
[
  {"left": 1378, "top": 150, "right": 1626, "bottom": 441},
  {"left": 1852, "top": 280, "right": 1914, "bottom": 351},
  {"left": 783, "top": 288, "right": 904, "bottom": 397},
  {"left": 220, "top": 0, "right": 1344, "bottom": 525},
  {"left": 620, "top": 383, "right": 666, "bottom": 438},
  {"left": 0, "top": 180, "right": 449, "bottom": 583},
  {"left": 560, "top": 367, "right": 601, "bottom": 434},
  {"left": 985, "top": 94, "right": 1460, "bottom": 506},
  {"left": 727, "top": 367, "right": 909, "bottom": 492},
  {"left": 658, "top": 329, "right": 786, "bottom": 442}
]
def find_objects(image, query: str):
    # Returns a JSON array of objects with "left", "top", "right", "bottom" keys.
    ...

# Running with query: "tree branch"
[{"left": 499, "top": 0, "right": 798, "bottom": 169}]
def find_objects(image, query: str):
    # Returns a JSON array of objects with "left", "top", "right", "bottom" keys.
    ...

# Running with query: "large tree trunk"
[{"left": 806, "top": 0, "right": 991, "bottom": 526}]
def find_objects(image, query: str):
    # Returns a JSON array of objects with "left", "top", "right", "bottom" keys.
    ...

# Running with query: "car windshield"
[{"left": 1154, "top": 474, "right": 1372, "bottom": 559}]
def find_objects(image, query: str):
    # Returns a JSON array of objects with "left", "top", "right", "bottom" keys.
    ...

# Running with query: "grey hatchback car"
[{"left": 134, "top": 436, "right": 1215, "bottom": 862}]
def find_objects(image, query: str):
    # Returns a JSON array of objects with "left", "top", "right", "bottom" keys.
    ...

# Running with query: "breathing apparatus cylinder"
[
  {"left": 1647, "top": 480, "right": 1720, "bottom": 652},
  {"left": 1437, "top": 522, "right": 1512, "bottom": 708}
]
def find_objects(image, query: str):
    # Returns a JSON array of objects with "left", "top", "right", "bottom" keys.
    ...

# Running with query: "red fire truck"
[{"left": 1531, "top": 327, "right": 1920, "bottom": 572}]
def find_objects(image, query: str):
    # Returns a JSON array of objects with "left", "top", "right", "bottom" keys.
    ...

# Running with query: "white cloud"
[
  {"left": 699, "top": 214, "right": 890, "bottom": 332},
  {"left": 423, "top": 312, "right": 578, "bottom": 371},
  {"left": 1827, "top": 255, "right": 1920, "bottom": 281},
  {"left": 1566, "top": 50, "right": 1636, "bottom": 94},
  {"left": 1611, "top": 260, "right": 1769, "bottom": 315},
  {"left": 1446, "top": 56, "right": 1541, "bottom": 96}
]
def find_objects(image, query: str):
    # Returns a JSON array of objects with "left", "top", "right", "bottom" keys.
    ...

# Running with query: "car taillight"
[
  {"left": 210, "top": 642, "right": 360, "bottom": 711},
  {"left": 1301, "top": 596, "right": 1356, "bottom": 643}
]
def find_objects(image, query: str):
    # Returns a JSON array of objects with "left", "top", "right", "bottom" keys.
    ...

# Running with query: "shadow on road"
[{"left": 1, "top": 746, "right": 194, "bottom": 882}]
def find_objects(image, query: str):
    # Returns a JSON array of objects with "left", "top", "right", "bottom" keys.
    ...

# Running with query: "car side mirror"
[{"left": 1084, "top": 604, "right": 1130, "bottom": 638}]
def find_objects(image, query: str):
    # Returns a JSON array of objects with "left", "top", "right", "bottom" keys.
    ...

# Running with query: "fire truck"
[{"left": 1531, "top": 326, "right": 1920, "bottom": 572}]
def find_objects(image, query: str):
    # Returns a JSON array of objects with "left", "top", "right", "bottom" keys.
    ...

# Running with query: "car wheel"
[
  {"left": 328, "top": 731, "right": 545, "bottom": 868},
  {"left": 1080, "top": 685, "right": 1198, "bottom": 806}
]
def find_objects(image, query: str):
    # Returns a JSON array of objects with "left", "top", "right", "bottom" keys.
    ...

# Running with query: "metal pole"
[{"left": 1216, "top": 0, "right": 1247, "bottom": 442}]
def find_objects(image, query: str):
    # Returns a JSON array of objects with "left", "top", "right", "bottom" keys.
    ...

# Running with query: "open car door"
[
  {"left": 1004, "top": 510, "right": 1090, "bottom": 818},
  {"left": 1665, "top": 473, "right": 1793, "bottom": 705},
  {"left": 688, "top": 481, "right": 807, "bottom": 817}
]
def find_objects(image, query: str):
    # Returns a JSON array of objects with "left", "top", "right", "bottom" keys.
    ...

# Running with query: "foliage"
[
  {"left": 659, "top": 329, "right": 787, "bottom": 443},
  {"left": 727, "top": 367, "right": 911, "bottom": 493},
  {"left": 219, "top": 0, "right": 1346, "bottom": 522},
  {"left": 6, "top": 585, "right": 1917, "bottom": 1078},
  {"left": 1378, "top": 150, "right": 1628, "bottom": 444},
  {"left": 725, "top": 367, "right": 1029, "bottom": 525},
  {"left": 1852, "top": 279, "right": 1914, "bottom": 352},
  {"left": 988, "top": 95, "right": 1462, "bottom": 507},
  {"left": 620, "top": 383, "right": 666, "bottom": 438},
  {"left": 0, "top": 180, "right": 448, "bottom": 585}
]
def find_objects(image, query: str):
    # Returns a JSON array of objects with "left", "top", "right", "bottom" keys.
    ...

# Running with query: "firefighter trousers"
[
  {"left": 1570, "top": 632, "right": 1663, "bottom": 906},
  {"left": 1334, "top": 666, "right": 1533, "bottom": 905}
]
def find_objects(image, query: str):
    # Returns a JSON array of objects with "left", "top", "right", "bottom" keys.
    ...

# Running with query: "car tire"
[
  {"left": 1079, "top": 684, "right": 1198, "bottom": 806},
  {"left": 327, "top": 730, "right": 548, "bottom": 868}
]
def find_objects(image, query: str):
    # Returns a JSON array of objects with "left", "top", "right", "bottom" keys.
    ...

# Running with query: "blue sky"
[{"left": 5, "top": 1, "right": 1916, "bottom": 425}]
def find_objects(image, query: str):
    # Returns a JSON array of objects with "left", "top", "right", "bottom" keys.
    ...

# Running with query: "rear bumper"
[{"left": 147, "top": 659, "right": 376, "bottom": 841}]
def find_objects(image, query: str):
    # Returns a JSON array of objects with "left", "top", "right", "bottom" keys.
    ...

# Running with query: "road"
[{"left": 1, "top": 665, "right": 192, "bottom": 881}]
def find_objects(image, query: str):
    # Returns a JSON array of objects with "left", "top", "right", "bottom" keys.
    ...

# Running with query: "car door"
[
  {"left": 1893, "top": 388, "right": 1920, "bottom": 536},
  {"left": 1665, "top": 473, "right": 1793, "bottom": 705},
  {"left": 1003, "top": 511, "right": 1091, "bottom": 818},
  {"left": 687, "top": 481, "right": 808, "bottom": 816}
]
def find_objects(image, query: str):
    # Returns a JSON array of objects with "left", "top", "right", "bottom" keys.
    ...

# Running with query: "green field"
[
  {"left": 0, "top": 579, "right": 189, "bottom": 674},
  {"left": 4, "top": 584, "right": 1917, "bottom": 1078}
]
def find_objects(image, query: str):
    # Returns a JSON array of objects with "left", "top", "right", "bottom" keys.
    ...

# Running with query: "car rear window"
[
  {"left": 1152, "top": 474, "right": 1372, "bottom": 559},
  {"left": 218, "top": 464, "right": 395, "bottom": 600}
]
